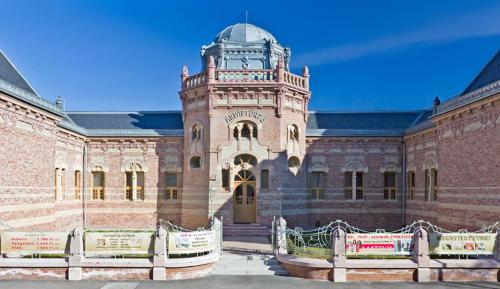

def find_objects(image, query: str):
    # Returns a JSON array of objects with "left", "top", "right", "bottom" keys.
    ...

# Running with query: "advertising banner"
[
  {"left": 168, "top": 230, "right": 215, "bottom": 254},
  {"left": 346, "top": 233, "right": 413, "bottom": 256},
  {"left": 0, "top": 231, "right": 68, "bottom": 255},
  {"left": 85, "top": 230, "right": 154, "bottom": 256},
  {"left": 429, "top": 233, "right": 496, "bottom": 255}
]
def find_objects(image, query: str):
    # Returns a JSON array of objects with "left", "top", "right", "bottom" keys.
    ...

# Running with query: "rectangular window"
[
  {"left": 383, "top": 172, "right": 397, "bottom": 200},
  {"left": 408, "top": 171, "right": 415, "bottom": 200},
  {"left": 222, "top": 169, "right": 230, "bottom": 190},
  {"left": 55, "top": 168, "right": 66, "bottom": 201},
  {"left": 125, "top": 172, "right": 145, "bottom": 200},
  {"left": 260, "top": 169, "right": 269, "bottom": 189},
  {"left": 344, "top": 172, "right": 353, "bottom": 199},
  {"left": 424, "top": 169, "right": 430, "bottom": 201},
  {"left": 432, "top": 169, "right": 438, "bottom": 201},
  {"left": 356, "top": 172, "right": 363, "bottom": 200},
  {"left": 165, "top": 172, "right": 178, "bottom": 200},
  {"left": 92, "top": 171, "right": 105, "bottom": 200},
  {"left": 310, "top": 171, "right": 326, "bottom": 199},
  {"left": 126, "top": 172, "right": 133, "bottom": 200},
  {"left": 75, "top": 170, "right": 81, "bottom": 200},
  {"left": 137, "top": 172, "right": 145, "bottom": 200}
]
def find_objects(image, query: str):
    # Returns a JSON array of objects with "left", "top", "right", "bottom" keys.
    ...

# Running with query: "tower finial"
[{"left": 245, "top": 11, "right": 248, "bottom": 24}]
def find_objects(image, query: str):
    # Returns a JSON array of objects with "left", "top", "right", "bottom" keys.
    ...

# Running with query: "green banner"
[{"left": 429, "top": 233, "right": 496, "bottom": 255}]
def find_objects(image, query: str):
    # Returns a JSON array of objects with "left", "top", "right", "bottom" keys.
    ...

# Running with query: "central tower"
[{"left": 179, "top": 23, "right": 311, "bottom": 228}]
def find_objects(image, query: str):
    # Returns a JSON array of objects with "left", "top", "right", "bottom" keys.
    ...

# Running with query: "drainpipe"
[
  {"left": 82, "top": 144, "right": 87, "bottom": 229},
  {"left": 402, "top": 139, "right": 406, "bottom": 226}
]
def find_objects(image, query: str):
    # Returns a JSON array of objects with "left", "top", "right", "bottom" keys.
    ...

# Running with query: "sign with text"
[
  {"left": 85, "top": 230, "right": 154, "bottom": 256},
  {"left": 0, "top": 231, "right": 68, "bottom": 255},
  {"left": 429, "top": 233, "right": 496, "bottom": 255},
  {"left": 346, "top": 233, "right": 413, "bottom": 256},
  {"left": 168, "top": 230, "right": 215, "bottom": 254},
  {"left": 224, "top": 109, "right": 265, "bottom": 124}
]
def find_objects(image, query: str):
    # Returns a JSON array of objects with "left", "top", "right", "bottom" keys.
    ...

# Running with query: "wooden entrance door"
[{"left": 233, "top": 170, "right": 256, "bottom": 223}]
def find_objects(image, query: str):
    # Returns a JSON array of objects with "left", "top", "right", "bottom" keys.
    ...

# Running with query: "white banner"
[
  {"left": 168, "top": 230, "right": 215, "bottom": 254},
  {"left": 0, "top": 231, "right": 68, "bottom": 255},
  {"left": 85, "top": 230, "right": 154, "bottom": 256}
]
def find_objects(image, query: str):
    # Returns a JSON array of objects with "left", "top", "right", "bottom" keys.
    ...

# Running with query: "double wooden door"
[{"left": 233, "top": 170, "right": 256, "bottom": 223}]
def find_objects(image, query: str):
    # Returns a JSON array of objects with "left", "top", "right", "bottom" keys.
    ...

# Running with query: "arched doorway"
[{"left": 233, "top": 170, "right": 256, "bottom": 223}]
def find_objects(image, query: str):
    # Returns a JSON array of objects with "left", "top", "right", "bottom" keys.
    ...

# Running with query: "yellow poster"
[
  {"left": 168, "top": 230, "right": 215, "bottom": 254},
  {"left": 430, "top": 233, "right": 496, "bottom": 255},
  {"left": 0, "top": 231, "right": 68, "bottom": 255},
  {"left": 85, "top": 230, "right": 154, "bottom": 256}
]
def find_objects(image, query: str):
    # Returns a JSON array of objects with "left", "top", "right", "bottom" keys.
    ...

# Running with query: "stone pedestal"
[
  {"left": 68, "top": 228, "right": 83, "bottom": 281},
  {"left": 496, "top": 232, "right": 500, "bottom": 261},
  {"left": 153, "top": 227, "right": 167, "bottom": 280},
  {"left": 276, "top": 217, "right": 288, "bottom": 255},
  {"left": 331, "top": 228, "right": 347, "bottom": 282},
  {"left": 413, "top": 228, "right": 430, "bottom": 282}
]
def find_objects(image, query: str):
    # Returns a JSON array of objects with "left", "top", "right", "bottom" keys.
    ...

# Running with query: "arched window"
[
  {"left": 289, "top": 124, "right": 299, "bottom": 141},
  {"left": 234, "top": 154, "right": 257, "bottom": 166},
  {"left": 288, "top": 156, "right": 300, "bottom": 169},
  {"left": 233, "top": 121, "right": 257, "bottom": 140},
  {"left": 191, "top": 124, "right": 201, "bottom": 142},
  {"left": 190, "top": 156, "right": 202, "bottom": 169}
]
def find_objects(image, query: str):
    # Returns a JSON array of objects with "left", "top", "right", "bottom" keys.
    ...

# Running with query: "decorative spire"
[
  {"left": 207, "top": 56, "right": 215, "bottom": 84},
  {"left": 432, "top": 96, "right": 441, "bottom": 114},
  {"left": 55, "top": 96, "right": 64, "bottom": 110},
  {"left": 181, "top": 65, "right": 189, "bottom": 84},
  {"left": 303, "top": 66, "right": 310, "bottom": 90}
]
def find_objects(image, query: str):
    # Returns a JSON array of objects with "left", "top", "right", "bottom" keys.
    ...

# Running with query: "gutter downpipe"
[
  {"left": 402, "top": 138, "right": 407, "bottom": 226},
  {"left": 82, "top": 143, "right": 87, "bottom": 229}
]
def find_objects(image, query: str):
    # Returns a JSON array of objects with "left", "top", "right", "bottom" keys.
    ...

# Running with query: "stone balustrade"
[{"left": 182, "top": 68, "right": 308, "bottom": 90}]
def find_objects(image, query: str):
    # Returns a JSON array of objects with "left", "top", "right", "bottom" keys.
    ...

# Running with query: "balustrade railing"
[{"left": 183, "top": 69, "right": 308, "bottom": 90}]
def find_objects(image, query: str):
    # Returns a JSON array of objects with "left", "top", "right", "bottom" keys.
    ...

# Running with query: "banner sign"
[
  {"left": 0, "top": 231, "right": 68, "bottom": 255},
  {"left": 346, "top": 233, "right": 413, "bottom": 256},
  {"left": 168, "top": 230, "right": 215, "bottom": 254},
  {"left": 85, "top": 230, "right": 154, "bottom": 256},
  {"left": 429, "top": 233, "right": 496, "bottom": 255}
]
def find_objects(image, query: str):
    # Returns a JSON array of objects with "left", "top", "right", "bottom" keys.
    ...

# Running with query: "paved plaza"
[{"left": 0, "top": 276, "right": 499, "bottom": 289}]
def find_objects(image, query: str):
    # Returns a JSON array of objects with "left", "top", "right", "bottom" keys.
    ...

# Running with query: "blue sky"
[{"left": 1, "top": 0, "right": 499, "bottom": 111}]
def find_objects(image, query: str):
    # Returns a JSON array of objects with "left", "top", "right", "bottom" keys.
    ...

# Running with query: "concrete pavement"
[{"left": 0, "top": 276, "right": 499, "bottom": 289}]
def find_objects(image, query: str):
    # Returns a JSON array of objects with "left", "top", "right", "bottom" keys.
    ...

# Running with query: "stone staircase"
[{"left": 223, "top": 223, "right": 270, "bottom": 238}]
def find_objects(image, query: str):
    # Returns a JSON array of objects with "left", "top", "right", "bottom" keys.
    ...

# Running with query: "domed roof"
[{"left": 214, "top": 23, "right": 277, "bottom": 43}]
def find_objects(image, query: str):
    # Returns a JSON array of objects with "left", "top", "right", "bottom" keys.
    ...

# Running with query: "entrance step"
[{"left": 223, "top": 224, "right": 271, "bottom": 238}]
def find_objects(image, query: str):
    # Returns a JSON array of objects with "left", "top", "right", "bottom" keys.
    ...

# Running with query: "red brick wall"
[{"left": 405, "top": 93, "right": 500, "bottom": 230}]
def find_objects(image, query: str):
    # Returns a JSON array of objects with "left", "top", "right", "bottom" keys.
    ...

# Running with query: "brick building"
[{"left": 0, "top": 23, "right": 499, "bottom": 231}]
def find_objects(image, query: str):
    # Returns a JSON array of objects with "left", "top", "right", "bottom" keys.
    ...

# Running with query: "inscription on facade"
[{"left": 224, "top": 110, "right": 265, "bottom": 124}]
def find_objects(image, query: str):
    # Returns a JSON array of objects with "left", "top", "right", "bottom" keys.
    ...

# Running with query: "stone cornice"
[
  {"left": 306, "top": 128, "right": 405, "bottom": 137},
  {"left": 0, "top": 78, "right": 62, "bottom": 116},
  {"left": 85, "top": 129, "right": 184, "bottom": 137},
  {"left": 435, "top": 80, "right": 500, "bottom": 117}
]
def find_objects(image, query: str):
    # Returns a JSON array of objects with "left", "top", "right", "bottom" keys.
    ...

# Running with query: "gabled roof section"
[
  {"left": 66, "top": 111, "right": 184, "bottom": 136},
  {"left": 0, "top": 50, "right": 37, "bottom": 95},
  {"left": 306, "top": 111, "right": 423, "bottom": 137},
  {"left": 0, "top": 49, "right": 62, "bottom": 115},
  {"left": 463, "top": 50, "right": 500, "bottom": 94}
]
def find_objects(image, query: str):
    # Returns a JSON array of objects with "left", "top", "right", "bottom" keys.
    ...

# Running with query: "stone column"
[
  {"left": 351, "top": 171, "right": 356, "bottom": 200},
  {"left": 331, "top": 228, "right": 347, "bottom": 282},
  {"left": 132, "top": 170, "right": 137, "bottom": 201},
  {"left": 153, "top": 227, "right": 168, "bottom": 280},
  {"left": 68, "top": 228, "right": 83, "bottom": 281},
  {"left": 413, "top": 227, "right": 431, "bottom": 282},
  {"left": 496, "top": 231, "right": 500, "bottom": 261}
]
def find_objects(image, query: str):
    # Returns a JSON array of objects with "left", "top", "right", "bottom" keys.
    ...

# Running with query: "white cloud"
[{"left": 294, "top": 6, "right": 500, "bottom": 67}]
